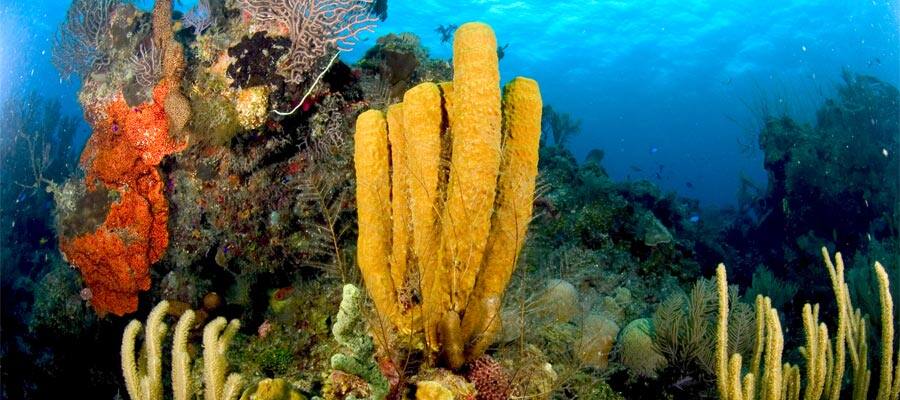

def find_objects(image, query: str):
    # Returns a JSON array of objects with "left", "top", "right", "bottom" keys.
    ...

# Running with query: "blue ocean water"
[
  {"left": 2, "top": 0, "right": 898, "bottom": 206},
  {"left": 1, "top": 1, "right": 898, "bottom": 398}
]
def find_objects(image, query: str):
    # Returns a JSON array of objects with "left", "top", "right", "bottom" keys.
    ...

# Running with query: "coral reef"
[
  {"left": 16, "top": 0, "right": 896, "bottom": 397},
  {"left": 356, "top": 32, "right": 452, "bottom": 107},
  {"left": 723, "top": 71, "right": 899, "bottom": 295},
  {"left": 51, "top": 0, "right": 190, "bottom": 316}
]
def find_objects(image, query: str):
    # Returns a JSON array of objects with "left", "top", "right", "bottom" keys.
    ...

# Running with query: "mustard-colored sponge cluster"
[
  {"left": 353, "top": 22, "right": 542, "bottom": 368},
  {"left": 235, "top": 85, "right": 270, "bottom": 130}
]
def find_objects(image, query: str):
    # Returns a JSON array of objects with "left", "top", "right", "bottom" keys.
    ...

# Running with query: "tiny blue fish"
[{"left": 689, "top": 214, "right": 700, "bottom": 223}]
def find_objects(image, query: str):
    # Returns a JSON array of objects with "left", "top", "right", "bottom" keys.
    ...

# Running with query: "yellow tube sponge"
[
  {"left": 401, "top": 82, "right": 447, "bottom": 348},
  {"left": 354, "top": 109, "right": 403, "bottom": 330},
  {"left": 474, "top": 77, "right": 542, "bottom": 298},
  {"left": 387, "top": 104, "right": 410, "bottom": 296},
  {"left": 443, "top": 22, "right": 502, "bottom": 313},
  {"left": 461, "top": 77, "right": 541, "bottom": 356},
  {"left": 351, "top": 22, "right": 542, "bottom": 369}
]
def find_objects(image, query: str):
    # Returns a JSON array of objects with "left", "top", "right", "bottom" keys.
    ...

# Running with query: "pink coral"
[{"left": 465, "top": 356, "right": 511, "bottom": 400}]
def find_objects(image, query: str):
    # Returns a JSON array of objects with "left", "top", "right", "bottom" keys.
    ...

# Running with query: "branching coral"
[
  {"left": 650, "top": 275, "right": 755, "bottom": 376},
  {"left": 353, "top": 22, "right": 542, "bottom": 368},
  {"left": 184, "top": 0, "right": 215, "bottom": 36},
  {"left": 236, "top": 0, "right": 378, "bottom": 83},
  {"left": 130, "top": 43, "right": 162, "bottom": 91},
  {"left": 121, "top": 301, "right": 244, "bottom": 400}
]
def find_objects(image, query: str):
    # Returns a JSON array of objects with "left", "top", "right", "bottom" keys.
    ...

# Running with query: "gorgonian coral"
[
  {"left": 52, "top": 0, "right": 120, "bottom": 80},
  {"left": 183, "top": 0, "right": 214, "bottom": 36},
  {"left": 236, "top": 0, "right": 378, "bottom": 83}
]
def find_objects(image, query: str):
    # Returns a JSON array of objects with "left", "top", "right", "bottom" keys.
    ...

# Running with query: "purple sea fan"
[
  {"left": 183, "top": 0, "right": 214, "bottom": 36},
  {"left": 237, "top": 0, "right": 379, "bottom": 84}
]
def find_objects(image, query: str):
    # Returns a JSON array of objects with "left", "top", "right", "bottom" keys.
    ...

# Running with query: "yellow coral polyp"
[
  {"left": 353, "top": 22, "right": 542, "bottom": 368},
  {"left": 234, "top": 86, "right": 269, "bottom": 130}
]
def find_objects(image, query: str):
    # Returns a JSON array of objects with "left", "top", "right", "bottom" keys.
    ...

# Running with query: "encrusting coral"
[
  {"left": 715, "top": 248, "right": 899, "bottom": 400},
  {"left": 121, "top": 300, "right": 244, "bottom": 400},
  {"left": 353, "top": 22, "right": 542, "bottom": 369}
]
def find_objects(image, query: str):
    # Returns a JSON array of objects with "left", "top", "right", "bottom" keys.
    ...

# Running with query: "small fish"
[
  {"left": 685, "top": 182, "right": 694, "bottom": 189},
  {"left": 650, "top": 147, "right": 659, "bottom": 154},
  {"left": 39, "top": 237, "right": 48, "bottom": 245},
  {"left": 868, "top": 57, "right": 881, "bottom": 67},
  {"left": 497, "top": 43, "right": 510, "bottom": 60},
  {"left": 629, "top": 165, "right": 643, "bottom": 172},
  {"left": 689, "top": 214, "right": 700, "bottom": 223},
  {"left": 16, "top": 192, "right": 27, "bottom": 203}
]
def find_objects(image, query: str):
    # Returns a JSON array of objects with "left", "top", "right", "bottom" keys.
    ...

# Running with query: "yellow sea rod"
[{"left": 442, "top": 22, "right": 502, "bottom": 313}]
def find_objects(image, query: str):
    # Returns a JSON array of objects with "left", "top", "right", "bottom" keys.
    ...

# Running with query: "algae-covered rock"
[
  {"left": 617, "top": 318, "right": 666, "bottom": 377},
  {"left": 414, "top": 381, "right": 453, "bottom": 400},
  {"left": 533, "top": 279, "right": 579, "bottom": 323},
  {"left": 637, "top": 210, "right": 673, "bottom": 246},
  {"left": 240, "top": 378, "right": 306, "bottom": 400},
  {"left": 573, "top": 314, "right": 620, "bottom": 369},
  {"left": 413, "top": 369, "right": 475, "bottom": 400},
  {"left": 235, "top": 85, "right": 270, "bottom": 130}
]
